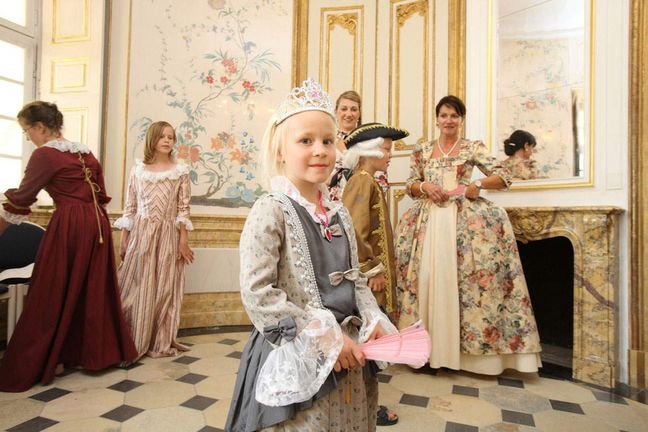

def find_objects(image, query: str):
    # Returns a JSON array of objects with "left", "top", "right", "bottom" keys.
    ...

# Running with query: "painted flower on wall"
[{"left": 130, "top": 3, "right": 283, "bottom": 208}]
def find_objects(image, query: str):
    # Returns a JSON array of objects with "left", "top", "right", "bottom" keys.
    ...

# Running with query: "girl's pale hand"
[
  {"left": 119, "top": 233, "right": 130, "bottom": 260},
  {"left": 367, "top": 322, "right": 387, "bottom": 342},
  {"left": 465, "top": 183, "right": 480, "bottom": 200},
  {"left": 334, "top": 333, "right": 365, "bottom": 372},
  {"left": 178, "top": 240, "right": 194, "bottom": 264},
  {"left": 422, "top": 182, "right": 449, "bottom": 204},
  {"left": 368, "top": 273, "right": 386, "bottom": 292}
]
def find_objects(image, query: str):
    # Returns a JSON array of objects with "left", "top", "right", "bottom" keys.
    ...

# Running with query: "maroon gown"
[{"left": 0, "top": 141, "right": 137, "bottom": 392}]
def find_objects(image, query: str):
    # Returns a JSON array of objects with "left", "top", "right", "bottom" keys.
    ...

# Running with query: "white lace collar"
[
  {"left": 135, "top": 159, "right": 190, "bottom": 182},
  {"left": 43, "top": 139, "right": 90, "bottom": 154},
  {"left": 270, "top": 176, "right": 343, "bottom": 222}
]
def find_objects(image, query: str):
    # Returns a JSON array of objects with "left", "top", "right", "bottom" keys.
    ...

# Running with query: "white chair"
[{"left": 0, "top": 284, "right": 16, "bottom": 341}]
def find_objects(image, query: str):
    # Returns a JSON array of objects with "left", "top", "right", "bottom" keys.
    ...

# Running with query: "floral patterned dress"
[
  {"left": 395, "top": 139, "right": 541, "bottom": 374},
  {"left": 501, "top": 156, "right": 543, "bottom": 180}
]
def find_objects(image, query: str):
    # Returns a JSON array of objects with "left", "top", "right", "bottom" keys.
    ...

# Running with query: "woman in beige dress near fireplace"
[{"left": 395, "top": 95, "right": 542, "bottom": 374}]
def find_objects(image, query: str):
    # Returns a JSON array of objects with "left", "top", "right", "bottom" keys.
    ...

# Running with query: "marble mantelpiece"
[{"left": 506, "top": 206, "right": 623, "bottom": 389}]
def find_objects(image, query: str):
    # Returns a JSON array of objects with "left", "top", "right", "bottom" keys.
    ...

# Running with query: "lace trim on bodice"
[
  {"left": 43, "top": 139, "right": 90, "bottom": 154},
  {"left": 135, "top": 160, "right": 190, "bottom": 182}
]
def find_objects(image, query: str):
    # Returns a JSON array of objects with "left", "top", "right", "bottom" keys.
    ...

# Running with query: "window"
[{"left": 0, "top": 1, "right": 37, "bottom": 193}]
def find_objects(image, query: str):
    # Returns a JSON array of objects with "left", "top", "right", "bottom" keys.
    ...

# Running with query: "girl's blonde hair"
[
  {"left": 143, "top": 121, "right": 176, "bottom": 164},
  {"left": 259, "top": 116, "right": 289, "bottom": 188}
]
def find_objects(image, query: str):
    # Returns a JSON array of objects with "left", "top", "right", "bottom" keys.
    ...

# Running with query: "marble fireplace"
[{"left": 506, "top": 206, "right": 623, "bottom": 388}]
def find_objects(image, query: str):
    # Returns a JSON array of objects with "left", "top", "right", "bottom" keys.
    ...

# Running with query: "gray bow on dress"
[{"left": 328, "top": 268, "right": 361, "bottom": 286}]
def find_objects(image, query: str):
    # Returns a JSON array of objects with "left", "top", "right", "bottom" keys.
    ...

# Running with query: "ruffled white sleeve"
[
  {"left": 0, "top": 207, "right": 29, "bottom": 225},
  {"left": 255, "top": 307, "right": 342, "bottom": 406}
]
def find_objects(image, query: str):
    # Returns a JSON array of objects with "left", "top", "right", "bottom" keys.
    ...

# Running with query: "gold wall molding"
[
  {"left": 60, "top": 107, "right": 88, "bottom": 145},
  {"left": 50, "top": 57, "right": 88, "bottom": 93},
  {"left": 390, "top": 0, "right": 432, "bottom": 151},
  {"left": 447, "top": 0, "right": 465, "bottom": 101},
  {"left": 506, "top": 206, "right": 623, "bottom": 388},
  {"left": 319, "top": 6, "right": 363, "bottom": 96},
  {"left": 180, "top": 292, "right": 250, "bottom": 328},
  {"left": 52, "top": 0, "right": 90, "bottom": 43},
  {"left": 629, "top": 0, "right": 648, "bottom": 389},
  {"left": 292, "top": 0, "right": 309, "bottom": 87}
]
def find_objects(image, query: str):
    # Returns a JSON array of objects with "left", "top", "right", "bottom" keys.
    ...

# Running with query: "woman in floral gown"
[{"left": 395, "top": 96, "right": 541, "bottom": 374}]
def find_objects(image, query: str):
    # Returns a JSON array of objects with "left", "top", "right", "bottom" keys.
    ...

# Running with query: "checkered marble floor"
[{"left": 1, "top": 329, "right": 647, "bottom": 432}]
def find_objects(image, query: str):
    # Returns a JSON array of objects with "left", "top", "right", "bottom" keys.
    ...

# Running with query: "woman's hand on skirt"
[{"left": 421, "top": 182, "right": 449, "bottom": 204}]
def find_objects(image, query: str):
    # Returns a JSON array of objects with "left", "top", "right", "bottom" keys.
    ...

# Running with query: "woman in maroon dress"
[{"left": 0, "top": 101, "right": 137, "bottom": 392}]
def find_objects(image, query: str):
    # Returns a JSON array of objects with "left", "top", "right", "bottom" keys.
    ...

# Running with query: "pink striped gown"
[{"left": 114, "top": 160, "right": 193, "bottom": 360}]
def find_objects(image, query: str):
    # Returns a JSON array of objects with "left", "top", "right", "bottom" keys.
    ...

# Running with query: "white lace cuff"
[
  {"left": 175, "top": 216, "right": 194, "bottom": 231},
  {"left": 0, "top": 208, "right": 29, "bottom": 225},
  {"left": 363, "top": 262, "right": 385, "bottom": 279},
  {"left": 255, "top": 308, "right": 343, "bottom": 407},
  {"left": 358, "top": 309, "right": 398, "bottom": 344},
  {"left": 358, "top": 309, "right": 398, "bottom": 370},
  {"left": 113, "top": 216, "right": 133, "bottom": 231}
]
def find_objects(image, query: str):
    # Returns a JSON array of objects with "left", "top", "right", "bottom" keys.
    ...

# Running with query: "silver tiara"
[{"left": 274, "top": 78, "right": 334, "bottom": 124}]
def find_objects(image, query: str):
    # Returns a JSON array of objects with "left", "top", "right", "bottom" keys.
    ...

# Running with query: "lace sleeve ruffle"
[
  {"left": 175, "top": 216, "right": 194, "bottom": 231},
  {"left": 358, "top": 307, "right": 398, "bottom": 343},
  {"left": 255, "top": 307, "right": 343, "bottom": 407},
  {"left": 0, "top": 207, "right": 29, "bottom": 225},
  {"left": 113, "top": 216, "right": 133, "bottom": 231}
]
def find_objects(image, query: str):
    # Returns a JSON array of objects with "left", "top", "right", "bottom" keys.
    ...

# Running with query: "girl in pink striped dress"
[{"left": 115, "top": 121, "right": 195, "bottom": 360}]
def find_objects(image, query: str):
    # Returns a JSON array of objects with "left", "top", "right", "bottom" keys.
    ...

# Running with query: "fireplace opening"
[{"left": 517, "top": 236, "right": 574, "bottom": 377}]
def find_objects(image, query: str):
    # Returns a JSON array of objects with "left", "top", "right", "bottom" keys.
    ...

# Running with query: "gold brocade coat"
[{"left": 342, "top": 170, "right": 397, "bottom": 314}]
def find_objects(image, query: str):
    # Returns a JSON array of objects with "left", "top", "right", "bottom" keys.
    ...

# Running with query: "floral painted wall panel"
[
  {"left": 127, "top": 0, "right": 292, "bottom": 213},
  {"left": 497, "top": 37, "right": 584, "bottom": 179}
]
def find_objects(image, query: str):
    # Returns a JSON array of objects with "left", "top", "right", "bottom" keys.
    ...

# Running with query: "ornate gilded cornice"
[
  {"left": 396, "top": 1, "right": 427, "bottom": 27},
  {"left": 328, "top": 13, "right": 357, "bottom": 34}
]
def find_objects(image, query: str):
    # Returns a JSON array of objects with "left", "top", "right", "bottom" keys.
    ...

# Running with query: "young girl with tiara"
[
  {"left": 225, "top": 79, "right": 397, "bottom": 432},
  {"left": 114, "top": 121, "right": 194, "bottom": 361}
]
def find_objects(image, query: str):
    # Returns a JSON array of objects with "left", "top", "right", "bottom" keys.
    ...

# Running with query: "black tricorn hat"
[{"left": 343, "top": 122, "right": 409, "bottom": 149}]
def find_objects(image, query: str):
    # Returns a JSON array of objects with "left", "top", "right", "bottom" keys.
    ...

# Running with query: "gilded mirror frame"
[{"left": 486, "top": 0, "right": 595, "bottom": 190}]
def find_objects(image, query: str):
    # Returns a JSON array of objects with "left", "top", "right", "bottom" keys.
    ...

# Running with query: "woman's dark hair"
[
  {"left": 17, "top": 101, "right": 64, "bottom": 132},
  {"left": 503, "top": 129, "right": 537, "bottom": 156},
  {"left": 435, "top": 95, "right": 466, "bottom": 118}
]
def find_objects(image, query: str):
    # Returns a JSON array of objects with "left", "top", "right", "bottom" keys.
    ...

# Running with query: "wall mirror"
[{"left": 490, "top": 0, "right": 592, "bottom": 188}]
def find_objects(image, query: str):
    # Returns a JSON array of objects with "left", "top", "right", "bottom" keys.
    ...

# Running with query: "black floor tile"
[
  {"left": 452, "top": 385, "right": 479, "bottom": 397},
  {"left": 177, "top": 373, "right": 209, "bottom": 385},
  {"left": 100, "top": 404, "right": 144, "bottom": 422},
  {"left": 29, "top": 387, "right": 71, "bottom": 402},
  {"left": 592, "top": 390, "right": 629, "bottom": 405},
  {"left": 502, "top": 409, "right": 535, "bottom": 427},
  {"left": 226, "top": 351, "right": 243, "bottom": 360},
  {"left": 108, "top": 379, "right": 143, "bottom": 393},
  {"left": 550, "top": 399, "right": 584, "bottom": 414},
  {"left": 172, "top": 355, "right": 200, "bottom": 365},
  {"left": 498, "top": 377, "right": 525, "bottom": 388},
  {"left": 218, "top": 338, "right": 240, "bottom": 346},
  {"left": 181, "top": 395, "right": 219, "bottom": 411},
  {"left": 445, "top": 421, "right": 478, "bottom": 432},
  {"left": 399, "top": 393, "right": 429, "bottom": 408},
  {"left": 377, "top": 373, "right": 392, "bottom": 384},
  {"left": 198, "top": 427, "right": 225, "bottom": 432},
  {"left": 7, "top": 416, "right": 58, "bottom": 432},
  {"left": 121, "top": 361, "right": 144, "bottom": 370}
]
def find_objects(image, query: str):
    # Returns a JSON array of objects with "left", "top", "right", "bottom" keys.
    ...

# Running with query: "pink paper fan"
[{"left": 358, "top": 321, "right": 430, "bottom": 368}]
